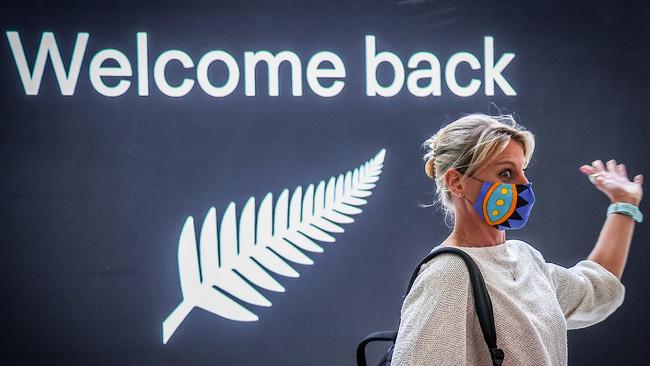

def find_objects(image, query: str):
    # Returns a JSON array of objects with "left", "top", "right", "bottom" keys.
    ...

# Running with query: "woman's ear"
[{"left": 445, "top": 168, "right": 463, "bottom": 195}]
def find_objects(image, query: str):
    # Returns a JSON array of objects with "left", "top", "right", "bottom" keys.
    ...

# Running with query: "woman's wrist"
[{"left": 610, "top": 196, "right": 641, "bottom": 206}]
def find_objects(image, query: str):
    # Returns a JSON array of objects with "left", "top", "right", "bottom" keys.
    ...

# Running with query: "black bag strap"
[
  {"left": 404, "top": 246, "right": 504, "bottom": 366},
  {"left": 355, "top": 330, "right": 398, "bottom": 366},
  {"left": 356, "top": 246, "right": 504, "bottom": 366}
]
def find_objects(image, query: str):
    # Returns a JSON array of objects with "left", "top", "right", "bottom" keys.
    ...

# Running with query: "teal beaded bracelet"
[{"left": 607, "top": 202, "right": 643, "bottom": 223}]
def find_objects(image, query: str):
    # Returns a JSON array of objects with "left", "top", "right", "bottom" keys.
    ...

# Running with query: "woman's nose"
[{"left": 519, "top": 172, "right": 529, "bottom": 185}]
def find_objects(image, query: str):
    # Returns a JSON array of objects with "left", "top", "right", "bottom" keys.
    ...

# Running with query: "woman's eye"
[{"left": 501, "top": 168, "right": 528, "bottom": 180}]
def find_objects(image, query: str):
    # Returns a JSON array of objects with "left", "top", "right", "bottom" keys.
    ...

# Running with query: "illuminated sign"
[
  {"left": 6, "top": 32, "right": 516, "bottom": 97},
  {"left": 161, "top": 149, "right": 386, "bottom": 344}
]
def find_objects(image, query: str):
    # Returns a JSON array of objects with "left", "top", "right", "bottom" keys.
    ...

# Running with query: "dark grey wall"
[{"left": 1, "top": 0, "right": 648, "bottom": 365}]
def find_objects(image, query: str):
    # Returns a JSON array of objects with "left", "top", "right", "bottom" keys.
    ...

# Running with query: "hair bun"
[
  {"left": 425, "top": 158, "right": 436, "bottom": 179},
  {"left": 422, "top": 132, "right": 442, "bottom": 180}
]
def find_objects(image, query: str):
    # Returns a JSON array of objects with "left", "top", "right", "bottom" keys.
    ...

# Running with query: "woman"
[{"left": 391, "top": 113, "right": 643, "bottom": 365}]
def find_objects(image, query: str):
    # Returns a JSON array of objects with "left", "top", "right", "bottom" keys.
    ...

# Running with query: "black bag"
[{"left": 356, "top": 246, "right": 505, "bottom": 366}]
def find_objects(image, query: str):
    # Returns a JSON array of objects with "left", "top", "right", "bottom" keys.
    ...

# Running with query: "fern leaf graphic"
[{"left": 162, "top": 148, "right": 386, "bottom": 344}]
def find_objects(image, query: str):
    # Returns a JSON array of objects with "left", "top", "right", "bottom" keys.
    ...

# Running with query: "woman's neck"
[{"left": 445, "top": 220, "right": 506, "bottom": 248}]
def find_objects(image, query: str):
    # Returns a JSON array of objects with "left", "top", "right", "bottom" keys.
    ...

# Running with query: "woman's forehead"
[{"left": 486, "top": 141, "right": 526, "bottom": 168}]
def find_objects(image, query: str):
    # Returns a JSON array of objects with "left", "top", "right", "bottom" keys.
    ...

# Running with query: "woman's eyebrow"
[{"left": 496, "top": 160, "right": 525, "bottom": 168}]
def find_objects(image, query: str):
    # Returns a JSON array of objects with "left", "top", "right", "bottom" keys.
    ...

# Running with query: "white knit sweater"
[{"left": 391, "top": 239, "right": 626, "bottom": 366}]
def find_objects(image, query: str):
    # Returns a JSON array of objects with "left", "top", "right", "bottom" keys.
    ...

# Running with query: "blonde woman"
[{"left": 391, "top": 114, "right": 643, "bottom": 365}]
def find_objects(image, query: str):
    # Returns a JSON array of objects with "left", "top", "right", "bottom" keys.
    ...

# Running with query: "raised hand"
[{"left": 579, "top": 159, "right": 643, "bottom": 206}]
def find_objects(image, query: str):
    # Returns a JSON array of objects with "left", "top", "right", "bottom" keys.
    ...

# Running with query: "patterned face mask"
[{"left": 462, "top": 175, "right": 535, "bottom": 230}]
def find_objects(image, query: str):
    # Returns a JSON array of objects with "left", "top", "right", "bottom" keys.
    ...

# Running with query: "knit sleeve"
[
  {"left": 545, "top": 259, "right": 626, "bottom": 330},
  {"left": 391, "top": 254, "right": 471, "bottom": 366}
]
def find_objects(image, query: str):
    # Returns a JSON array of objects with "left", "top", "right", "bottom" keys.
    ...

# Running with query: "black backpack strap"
[
  {"left": 355, "top": 331, "right": 397, "bottom": 366},
  {"left": 404, "top": 246, "right": 504, "bottom": 366}
]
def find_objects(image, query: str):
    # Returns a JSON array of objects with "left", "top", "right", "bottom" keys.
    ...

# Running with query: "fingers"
[
  {"left": 617, "top": 163, "right": 629, "bottom": 180},
  {"left": 592, "top": 159, "right": 606, "bottom": 173},
  {"left": 579, "top": 165, "right": 595, "bottom": 174},
  {"left": 586, "top": 159, "right": 642, "bottom": 186},
  {"left": 606, "top": 159, "right": 617, "bottom": 173}
]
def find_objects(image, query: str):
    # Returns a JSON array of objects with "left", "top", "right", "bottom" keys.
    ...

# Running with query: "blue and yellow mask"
[{"left": 462, "top": 176, "right": 535, "bottom": 230}]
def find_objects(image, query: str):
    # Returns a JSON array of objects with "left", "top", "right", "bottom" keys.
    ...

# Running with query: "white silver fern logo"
[{"left": 161, "top": 149, "right": 386, "bottom": 344}]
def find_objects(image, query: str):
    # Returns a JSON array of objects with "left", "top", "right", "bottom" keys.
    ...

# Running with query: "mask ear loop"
[{"left": 458, "top": 175, "right": 483, "bottom": 206}]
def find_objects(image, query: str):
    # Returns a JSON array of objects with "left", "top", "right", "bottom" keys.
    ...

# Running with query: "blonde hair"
[{"left": 421, "top": 113, "right": 536, "bottom": 227}]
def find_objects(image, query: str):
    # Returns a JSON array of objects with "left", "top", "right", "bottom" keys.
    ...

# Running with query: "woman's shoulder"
[
  {"left": 416, "top": 246, "right": 473, "bottom": 283},
  {"left": 427, "top": 239, "right": 544, "bottom": 261},
  {"left": 422, "top": 239, "right": 550, "bottom": 275},
  {"left": 415, "top": 239, "right": 550, "bottom": 283},
  {"left": 399, "top": 248, "right": 474, "bottom": 329},
  {"left": 402, "top": 248, "right": 472, "bottom": 312}
]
